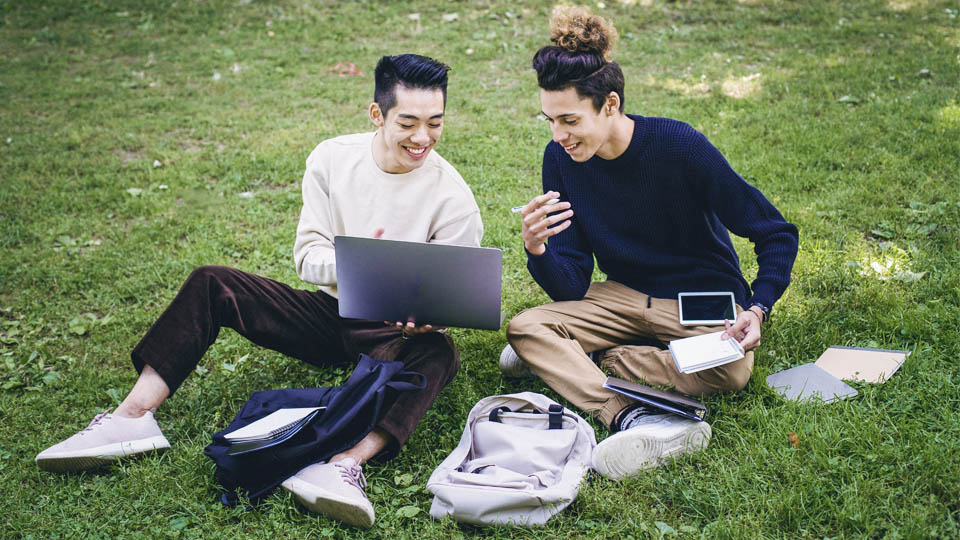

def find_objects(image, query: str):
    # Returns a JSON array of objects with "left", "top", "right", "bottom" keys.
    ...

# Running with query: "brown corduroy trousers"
[{"left": 130, "top": 265, "right": 459, "bottom": 459}]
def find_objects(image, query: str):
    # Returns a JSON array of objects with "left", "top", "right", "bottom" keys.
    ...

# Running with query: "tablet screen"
[{"left": 678, "top": 292, "right": 736, "bottom": 326}]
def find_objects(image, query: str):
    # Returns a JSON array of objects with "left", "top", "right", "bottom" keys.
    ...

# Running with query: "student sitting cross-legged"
[
  {"left": 502, "top": 7, "right": 799, "bottom": 480},
  {"left": 36, "top": 54, "right": 483, "bottom": 528}
]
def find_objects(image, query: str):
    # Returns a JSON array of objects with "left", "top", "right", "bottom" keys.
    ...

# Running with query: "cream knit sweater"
[{"left": 294, "top": 131, "right": 483, "bottom": 298}]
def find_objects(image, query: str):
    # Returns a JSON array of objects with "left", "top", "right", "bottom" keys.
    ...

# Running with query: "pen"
[{"left": 511, "top": 198, "right": 560, "bottom": 213}]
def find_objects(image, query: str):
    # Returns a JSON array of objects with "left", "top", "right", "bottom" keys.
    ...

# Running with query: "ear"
[
  {"left": 369, "top": 102, "right": 384, "bottom": 127},
  {"left": 605, "top": 92, "right": 620, "bottom": 115}
]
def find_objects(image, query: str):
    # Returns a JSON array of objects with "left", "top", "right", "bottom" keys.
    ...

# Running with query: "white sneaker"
[
  {"left": 35, "top": 410, "right": 170, "bottom": 473},
  {"left": 499, "top": 344, "right": 534, "bottom": 378},
  {"left": 592, "top": 414, "right": 711, "bottom": 480},
  {"left": 281, "top": 458, "right": 375, "bottom": 528}
]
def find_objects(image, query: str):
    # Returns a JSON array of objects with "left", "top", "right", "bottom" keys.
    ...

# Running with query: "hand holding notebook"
[{"left": 668, "top": 331, "right": 745, "bottom": 374}]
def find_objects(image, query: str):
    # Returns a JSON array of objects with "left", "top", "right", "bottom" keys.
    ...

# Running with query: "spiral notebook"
[{"left": 224, "top": 407, "right": 325, "bottom": 455}]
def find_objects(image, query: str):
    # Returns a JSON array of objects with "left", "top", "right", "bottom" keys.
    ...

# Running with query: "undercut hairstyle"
[
  {"left": 532, "top": 6, "right": 625, "bottom": 113},
  {"left": 374, "top": 54, "right": 450, "bottom": 117}
]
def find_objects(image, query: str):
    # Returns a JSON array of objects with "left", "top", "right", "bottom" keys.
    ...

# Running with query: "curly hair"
[
  {"left": 533, "top": 6, "right": 624, "bottom": 112},
  {"left": 549, "top": 5, "right": 619, "bottom": 61}
]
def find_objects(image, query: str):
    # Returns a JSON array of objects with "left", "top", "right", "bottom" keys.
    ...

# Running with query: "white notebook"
[
  {"left": 224, "top": 407, "right": 325, "bottom": 442},
  {"left": 669, "top": 331, "right": 745, "bottom": 374}
]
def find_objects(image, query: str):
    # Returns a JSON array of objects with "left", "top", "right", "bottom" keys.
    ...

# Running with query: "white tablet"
[{"left": 677, "top": 292, "right": 737, "bottom": 326}]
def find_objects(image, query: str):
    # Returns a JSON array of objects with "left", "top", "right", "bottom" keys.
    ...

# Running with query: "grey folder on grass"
[{"left": 766, "top": 363, "right": 858, "bottom": 403}]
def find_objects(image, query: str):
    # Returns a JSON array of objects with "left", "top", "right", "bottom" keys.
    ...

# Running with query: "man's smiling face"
[
  {"left": 540, "top": 86, "right": 611, "bottom": 163},
  {"left": 371, "top": 85, "right": 445, "bottom": 174}
]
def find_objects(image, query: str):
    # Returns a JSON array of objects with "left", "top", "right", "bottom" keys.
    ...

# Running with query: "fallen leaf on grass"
[
  {"left": 327, "top": 62, "right": 363, "bottom": 77},
  {"left": 788, "top": 432, "right": 799, "bottom": 448},
  {"left": 654, "top": 521, "right": 675, "bottom": 535},
  {"left": 890, "top": 270, "right": 926, "bottom": 282},
  {"left": 396, "top": 505, "right": 420, "bottom": 518}
]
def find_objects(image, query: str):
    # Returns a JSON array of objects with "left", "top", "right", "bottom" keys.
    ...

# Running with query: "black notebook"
[{"left": 603, "top": 377, "right": 707, "bottom": 421}]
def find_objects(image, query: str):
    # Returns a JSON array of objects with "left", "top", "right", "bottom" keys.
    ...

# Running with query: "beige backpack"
[{"left": 427, "top": 392, "right": 597, "bottom": 526}]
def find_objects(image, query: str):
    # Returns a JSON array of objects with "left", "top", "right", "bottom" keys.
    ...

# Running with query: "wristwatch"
[{"left": 748, "top": 302, "right": 770, "bottom": 324}]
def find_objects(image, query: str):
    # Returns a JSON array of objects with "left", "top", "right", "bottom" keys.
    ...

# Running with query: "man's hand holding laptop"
[{"left": 371, "top": 227, "right": 449, "bottom": 338}]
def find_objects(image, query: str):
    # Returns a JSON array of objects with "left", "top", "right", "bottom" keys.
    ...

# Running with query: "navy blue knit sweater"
[{"left": 527, "top": 115, "right": 799, "bottom": 310}]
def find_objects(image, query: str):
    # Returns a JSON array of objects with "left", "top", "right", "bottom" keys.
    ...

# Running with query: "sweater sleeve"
[
  {"left": 526, "top": 144, "right": 595, "bottom": 301},
  {"left": 687, "top": 132, "right": 799, "bottom": 309},
  {"left": 431, "top": 210, "right": 483, "bottom": 248},
  {"left": 293, "top": 144, "right": 338, "bottom": 287}
]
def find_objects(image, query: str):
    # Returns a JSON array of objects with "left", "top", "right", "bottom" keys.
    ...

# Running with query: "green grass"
[{"left": 2, "top": 0, "right": 959, "bottom": 538}]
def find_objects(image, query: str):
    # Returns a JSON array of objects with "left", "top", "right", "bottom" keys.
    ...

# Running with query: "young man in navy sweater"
[{"left": 503, "top": 7, "right": 799, "bottom": 480}]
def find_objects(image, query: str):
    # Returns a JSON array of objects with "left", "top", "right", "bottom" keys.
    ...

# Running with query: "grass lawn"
[{"left": 2, "top": 0, "right": 959, "bottom": 538}]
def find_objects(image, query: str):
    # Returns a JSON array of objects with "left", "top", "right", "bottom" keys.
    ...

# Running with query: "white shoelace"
[
  {"left": 336, "top": 462, "right": 368, "bottom": 494},
  {"left": 80, "top": 410, "right": 112, "bottom": 436}
]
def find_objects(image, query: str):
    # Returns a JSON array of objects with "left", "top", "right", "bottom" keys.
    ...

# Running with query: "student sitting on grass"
[
  {"left": 502, "top": 6, "right": 799, "bottom": 480},
  {"left": 36, "top": 54, "right": 482, "bottom": 529}
]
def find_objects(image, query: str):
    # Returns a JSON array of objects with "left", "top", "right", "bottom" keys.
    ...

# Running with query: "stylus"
[{"left": 511, "top": 198, "right": 560, "bottom": 213}]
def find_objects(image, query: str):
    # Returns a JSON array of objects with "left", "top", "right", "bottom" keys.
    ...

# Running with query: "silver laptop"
[{"left": 335, "top": 235, "right": 503, "bottom": 330}]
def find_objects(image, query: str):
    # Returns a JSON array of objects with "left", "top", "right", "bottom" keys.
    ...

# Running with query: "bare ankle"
[{"left": 114, "top": 403, "right": 153, "bottom": 418}]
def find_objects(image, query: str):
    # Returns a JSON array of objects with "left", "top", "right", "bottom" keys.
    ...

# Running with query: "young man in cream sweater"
[{"left": 36, "top": 54, "right": 482, "bottom": 528}]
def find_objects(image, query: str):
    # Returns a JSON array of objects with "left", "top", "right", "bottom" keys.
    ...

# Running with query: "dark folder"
[{"left": 603, "top": 377, "right": 707, "bottom": 421}]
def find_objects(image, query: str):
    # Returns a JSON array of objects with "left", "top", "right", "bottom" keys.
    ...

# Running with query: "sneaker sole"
[
  {"left": 593, "top": 421, "right": 711, "bottom": 480},
  {"left": 281, "top": 476, "right": 375, "bottom": 528},
  {"left": 499, "top": 348, "right": 535, "bottom": 378},
  {"left": 35, "top": 435, "right": 170, "bottom": 473}
]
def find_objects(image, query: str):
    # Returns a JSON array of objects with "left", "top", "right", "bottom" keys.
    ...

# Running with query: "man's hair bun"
[{"left": 549, "top": 5, "right": 619, "bottom": 61}]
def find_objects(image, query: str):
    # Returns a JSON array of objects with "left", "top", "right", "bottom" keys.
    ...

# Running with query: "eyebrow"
[
  {"left": 397, "top": 113, "right": 445, "bottom": 120},
  {"left": 540, "top": 111, "right": 579, "bottom": 120}
]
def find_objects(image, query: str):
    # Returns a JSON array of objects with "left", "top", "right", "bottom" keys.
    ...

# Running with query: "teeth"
[
  {"left": 407, "top": 147, "right": 426, "bottom": 155},
  {"left": 564, "top": 143, "right": 578, "bottom": 151}
]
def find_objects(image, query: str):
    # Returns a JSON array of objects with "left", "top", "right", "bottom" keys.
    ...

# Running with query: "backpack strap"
[
  {"left": 487, "top": 407, "right": 512, "bottom": 423},
  {"left": 385, "top": 370, "right": 427, "bottom": 392},
  {"left": 548, "top": 404, "right": 564, "bottom": 430}
]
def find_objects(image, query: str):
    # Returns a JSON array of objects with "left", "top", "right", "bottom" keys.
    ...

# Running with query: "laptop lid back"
[{"left": 335, "top": 235, "right": 502, "bottom": 330}]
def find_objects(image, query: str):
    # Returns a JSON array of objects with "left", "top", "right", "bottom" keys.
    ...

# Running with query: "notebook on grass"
[
  {"left": 814, "top": 346, "right": 909, "bottom": 383},
  {"left": 603, "top": 377, "right": 707, "bottom": 421},
  {"left": 765, "top": 364, "right": 858, "bottom": 403}
]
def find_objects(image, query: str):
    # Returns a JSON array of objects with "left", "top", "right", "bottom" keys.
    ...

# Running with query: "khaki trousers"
[{"left": 506, "top": 280, "right": 753, "bottom": 427}]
